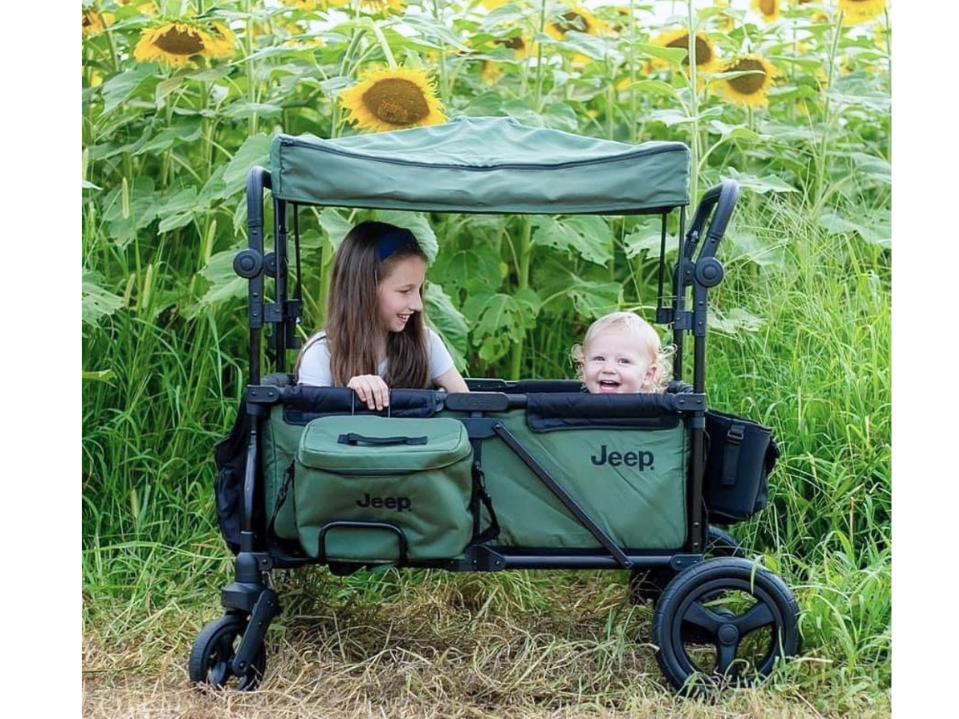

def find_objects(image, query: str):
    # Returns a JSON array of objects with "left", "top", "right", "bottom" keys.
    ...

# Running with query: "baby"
[{"left": 571, "top": 311, "right": 673, "bottom": 394}]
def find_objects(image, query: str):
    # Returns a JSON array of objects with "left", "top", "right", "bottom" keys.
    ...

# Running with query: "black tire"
[
  {"left": 189, "top": 615, "right": 266, "bottom": 691},
  {"left": 629, "top": 527, "right": 746, "bottom": 605},
  {"left": 653, "top": 557, "right": 800, "bottom": 694}
]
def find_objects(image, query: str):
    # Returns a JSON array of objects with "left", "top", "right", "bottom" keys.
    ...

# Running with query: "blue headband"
[{"left": 375, "top": 229, "right": 418, "bottom": 261}]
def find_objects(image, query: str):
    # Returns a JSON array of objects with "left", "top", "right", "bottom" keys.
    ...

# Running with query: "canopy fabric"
[{"left": 269, "top": 116, "right": 690, "bottom": 215}]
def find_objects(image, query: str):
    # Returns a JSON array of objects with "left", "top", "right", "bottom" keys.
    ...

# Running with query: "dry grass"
[{"left": 83, "top": 568, "right": 890, "bottom": 719}]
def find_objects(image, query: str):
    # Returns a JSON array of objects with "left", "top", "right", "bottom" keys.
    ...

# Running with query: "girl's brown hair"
[{"left": 295, "top": 221, "right": 431, "bottom": 388}]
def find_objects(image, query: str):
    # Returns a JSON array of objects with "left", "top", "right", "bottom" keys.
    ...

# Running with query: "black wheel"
[
  {"left": 629, "top": 527, "right": 746, "bottom": 605},
  {"left": 189, "top": 615, "right": 266, "bottom": 691},
  {"left": 653, "top": 557, "right": 800, "bottom": 694}
]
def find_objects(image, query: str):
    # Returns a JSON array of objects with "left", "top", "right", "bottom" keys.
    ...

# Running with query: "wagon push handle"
[{"left": 684, "top": 179, "right": 740, "bottom": 264}]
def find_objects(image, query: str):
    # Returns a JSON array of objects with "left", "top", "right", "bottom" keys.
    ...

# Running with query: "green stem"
[
  {"left": 245, "top": 0, "right": 258, "bottom": 136},
  {"left": 628, "top": 0, "right": 638, "bottom": 142},
  {"left": 431, "top": 0, "right": 449, "bottom": 105},
  {"left": 367, "top": 18, "right": 397, "bottom": 69},
  {"left": 814, "top": 11, "right": 844, "bottom": 212},
  {"left": 508, "top": 217, "right": 534, "bottom": 380},
  {"left": 533, "top": 0, "right": 547, "bottom": 112},
  {"left": 687, "top": 0, "right": 700, "bottom": 204}
]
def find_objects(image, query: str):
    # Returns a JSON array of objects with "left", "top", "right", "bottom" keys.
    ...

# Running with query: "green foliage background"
[{"left": 82, "top": 0, "right": 891, "bottom": 709}]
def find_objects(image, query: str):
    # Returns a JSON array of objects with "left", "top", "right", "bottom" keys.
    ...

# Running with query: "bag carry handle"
[{"left": 337, "top": 433, "right": 428, "bottom": 447}]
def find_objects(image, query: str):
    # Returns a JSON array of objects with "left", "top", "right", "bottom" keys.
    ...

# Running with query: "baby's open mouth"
[{"left": 598, "top": 379, "right": 620, "bottom": 389}]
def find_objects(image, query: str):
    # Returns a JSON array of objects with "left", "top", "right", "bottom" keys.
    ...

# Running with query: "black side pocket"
[
  {"left": 213, "top": 408, "right": 250, "bottom": 554},
  {"left": 704, "top": 410, "right": 779, "bottom": 524}
]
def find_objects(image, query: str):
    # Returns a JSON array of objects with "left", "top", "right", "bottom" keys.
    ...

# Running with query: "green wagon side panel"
[
  {"left": 263, "top": 406, "right": 688, "bottom": 551},
  {"left": 262, "top": 407, "right": 301, "bottom": 540},
  {"left": 481, "top": 411, "right": 688, "bottom": 550},
  {"left": 270, "top": 116, "right": 690, "bottom": 214}
]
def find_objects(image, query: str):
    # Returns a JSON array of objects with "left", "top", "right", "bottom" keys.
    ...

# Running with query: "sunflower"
[
  {"left": 340, "top": 67, "right": 446, "bottom": 132},
  {"left": 281, "top": 0, "right": 350, "bottom": 10},
  {"left": 360, "top": 0, "right": 406, "bottom": 15},
  {"left": 481, "top": 60, "right": 503, "bottom": 86},
  {"left": 751, "top": 0, "right": 781, "bottom": 23},
  {"left": 482, "top": 0, "right": 510, "bottom": 8},
  {"left": 839, "top": 0, "right": 886, "bottom": 27},
  {"left": 651, "top": 30, "right": 720, "bottom": 73},
  {"left": 134, "top": 21, "right": 217, "bottom": 68},
  {"left": 546, "top": 5, "right": 609, "bottom": 41},
  {"left": 720, "top": 54, "right": 777, "bottom": 107},
  {"left": 82, "top": 10, "right": 114, "bottom": 37}
]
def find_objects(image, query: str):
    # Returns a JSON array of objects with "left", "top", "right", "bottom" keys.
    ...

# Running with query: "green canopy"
[{"left": 269, "top": 116, "right": 689, "bottom": 215}]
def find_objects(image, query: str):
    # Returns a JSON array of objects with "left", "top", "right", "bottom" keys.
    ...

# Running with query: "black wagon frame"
[{"left": 205, "top": 164, "right": 752, "bottom": 688}]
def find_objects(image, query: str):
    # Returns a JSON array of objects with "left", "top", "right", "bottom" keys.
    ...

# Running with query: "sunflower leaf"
[
  {"left": 101, "top": 64, "right": 156, "bottom": 113},
  {"left": 633, "top": 42, "right": 688, "bottom": 65},
  {"left": 224, "top": 102, "right": 284, "bottom": 120},
  {"left": 181, "top": 250, "right": 247, "bottom": 319},
  {"left": 463, "top": 291, "right": 541, "bottom": 364},
  {"left": 432, "top": 245, "right": 503, "bottom": 297},
  {"left": 725, "top": 169, "right": 797, "bottom": 194},
  {"left": 532, "top": 216, "right": 613, "bottom": 267},
  {"left": 425, "top": 283, "right": 469, "bottom": 373},
  {"left": 708, "top": 307, "right": 765, "bottom": 334},
  {"left": 316, "top": 208, "right": 354, "bottom": 252},
  {"left": 82, "top": 271, "right": 125, "bottom": 326},
  {"left": 223, "top": 134, "right": 273, "bottom": 195}
]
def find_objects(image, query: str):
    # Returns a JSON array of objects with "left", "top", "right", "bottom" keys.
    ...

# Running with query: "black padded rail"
[
  {"left": 526, "top": 392, "right": 698, "bottom": 432},
  {"left": 278, "top": 385, "right": 441, "bottom": 424}
]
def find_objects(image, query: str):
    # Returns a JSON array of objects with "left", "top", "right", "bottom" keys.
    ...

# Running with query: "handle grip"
[{"left": 337, "top": 433, "right": 428, "bottom": 446}]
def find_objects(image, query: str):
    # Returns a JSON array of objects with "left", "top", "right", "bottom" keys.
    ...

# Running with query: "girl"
[
  {"left": 295, "top": 221, "right": 469, "bottom": 409},
  {"left": 570, "top": 311, "right": 674, "bottom": 394}
]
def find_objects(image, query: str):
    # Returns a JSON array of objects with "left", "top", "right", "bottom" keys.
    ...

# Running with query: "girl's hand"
[{"left": 347, "top": 374, "right": 390, "bottom": 411}]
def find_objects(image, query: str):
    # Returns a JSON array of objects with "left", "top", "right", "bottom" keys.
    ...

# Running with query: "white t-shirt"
[{"left": 297, "top": 328, "right": 455, "bottom": 387}]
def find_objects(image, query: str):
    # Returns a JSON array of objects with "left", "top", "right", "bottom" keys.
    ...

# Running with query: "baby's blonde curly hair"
[{"left": 570, "top": 311, "right": 675, "bottom": 393}]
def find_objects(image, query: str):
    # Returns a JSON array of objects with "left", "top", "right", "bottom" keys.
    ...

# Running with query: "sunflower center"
[
  {"left": 666, "top": 34, "right": 713, "bottom": 66},
  {"left": 728, "top": 59, "right": 767, "bottom": 94},
  {"left": 502, "top": 36, "right": 525, "bottom": 50},
  {"left": 153, "top": 26, "right": 206, "bottom": 56},
  {"left": 362, "top": 79, "right": 431, "bottom": 125},
  {"left": 760, "top": 0, "right": 776, "bottom": 15}
]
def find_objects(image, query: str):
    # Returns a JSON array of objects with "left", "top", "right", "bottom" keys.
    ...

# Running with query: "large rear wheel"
[{"left": 652, "top": 557, "right": 800, "bottom": 694}]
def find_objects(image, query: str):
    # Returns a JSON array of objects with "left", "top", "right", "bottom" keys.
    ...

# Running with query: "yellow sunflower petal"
[
  {"left": 839, "top": 0, "right": 886, "bottom": 27},
  {"left": 720, "top": 54, "right": 777, "bottom": 108},
  {"left": 204, "top": 22, "right": 238, "bottom": 60},
  {"left": 82, "top": 10, "right": 115, "bottom": 38},
  {"left": 340, "top": 67, "right": 446, "bottom": 133}
]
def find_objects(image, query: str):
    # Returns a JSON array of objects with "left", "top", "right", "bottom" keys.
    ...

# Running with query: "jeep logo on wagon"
[
  {"left": 356, "top": 493, "right": 412, "bottom": 512},
  {"left": 590, "top": 445, "right": 655, "bottom": 470}
]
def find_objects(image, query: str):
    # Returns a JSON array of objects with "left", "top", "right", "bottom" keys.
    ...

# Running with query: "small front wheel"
[
  {"left": 653, "top": 557, "right": 800, "bottom": 694},
  {"left": 189, "top": 615, "right": 266, "bottom": 691}
]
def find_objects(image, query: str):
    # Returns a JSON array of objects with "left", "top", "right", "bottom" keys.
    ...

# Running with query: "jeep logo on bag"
[
  {"left": 356, "top": 493, "right": 412, "bottom": 512},
  {"left": 590, "top": 445, "right": 655, "bottom": 470}
]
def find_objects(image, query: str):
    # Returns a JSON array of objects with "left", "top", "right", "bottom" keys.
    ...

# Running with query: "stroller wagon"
[{"left": 193, "top": 117, "right": 799, "bottom": 693}]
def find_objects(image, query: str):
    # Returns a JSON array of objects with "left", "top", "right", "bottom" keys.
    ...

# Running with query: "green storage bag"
[{"left": 293, "top": 415, "right": 474, "bottom": 561}]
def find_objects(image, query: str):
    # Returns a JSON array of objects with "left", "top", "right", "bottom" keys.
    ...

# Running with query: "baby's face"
[{"left": 582, "top": 328, "right": 657, "bottom": 394}]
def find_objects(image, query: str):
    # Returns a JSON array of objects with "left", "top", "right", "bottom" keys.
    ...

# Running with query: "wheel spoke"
[
  {"left": 716, "top": 640, "right": 739, "bottom": 675},
  {"left": 734, "top": 601, "right": 775, "bottom": 636},
  {"left": 683, "top": 601, "right": 724, "bottom": 634}
]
